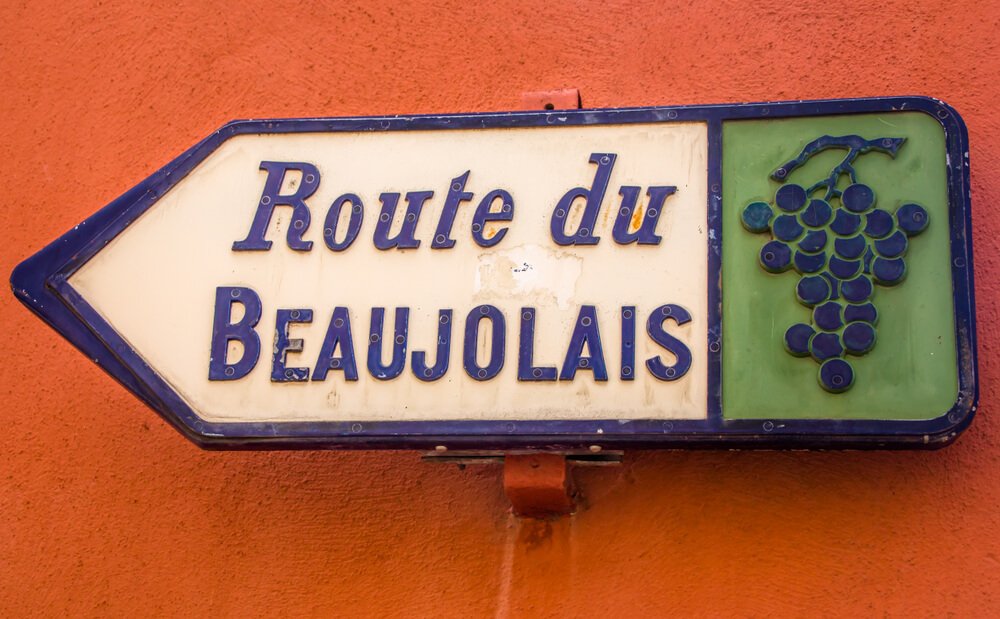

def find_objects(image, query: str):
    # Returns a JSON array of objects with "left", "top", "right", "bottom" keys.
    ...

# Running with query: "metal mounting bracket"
[{"left": 421, "top": 449, "right": 623, "bottom": 517}]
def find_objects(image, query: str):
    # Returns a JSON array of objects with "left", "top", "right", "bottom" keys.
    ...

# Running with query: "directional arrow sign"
[{"left": 11, "top": 97, "right": 978, "bottom": 450}]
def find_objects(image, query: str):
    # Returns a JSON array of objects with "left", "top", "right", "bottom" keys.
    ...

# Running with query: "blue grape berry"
[
  {"left": 843, "top": 322, "right": 876, "bottom": 355},
  {"left": 794, "top": 250, "right": 826, "bottom": 273},
  {"left": 862, "top": 247, "right": 875, "bottom": 273},
  {"left": 864, "top": 209, "right": 894, "bottom": 239},
  {"left": 796, "top": 275, "right": 831, "bottom": 306},
  {"left": 798, "top": 229, "right": 827, "bottom": 252},
  {"left": 810, "top": 332, "right": 843, "bottom": 361},
  {"left": 773, "top": 214, "right": 804, "bottom": 241},
  {"left": 801, "top": 199, "right": 833, "bottom": 227},
  {"left": 830, "top": 209, "right": 862, "bottom": 236},
  {"left": 820, "top": 272, "right": 840, "bottom": 295},
  {"left": 829, "top": 256, "right": 861, "bottom": 279},
  {"left": 775, "top": 184, "right": 808, "bottom": 212},
  {"left": 872, "top": 257, "right": 906, "bottom": 285},
  {"left": 813, "top": 301, "right": 843, "bottom": 331},
  {"left": 842, "top": 183, "right": 875, "bottom": 213},
  {"left": 896, "top": 203, "right": 929, "bottom": 236},
  {"left": 784, "top": 323, "right": 815, "bottom": 356},
  {"left": 841, "top": 275, "right": 873, "bottom": 303},
  {"left": 760, "top": 240, "right": 792, "bottom": 272},
  {"left": 844, "top": 302, "right": 878, "bottom": 324},
  {"left": 875, "top": 230, "right": 908, "bottom": 258},
  {"left": 819, "top": 358, "right": 854, "bottom": 392},
  {"left": 896, "top": 204, "right": 930, "bottom": 236},
  {"left": 742, "top": 201, "right": 773, "bottom": 233},
  {"left": 835, "top": 235, "right": 866, "bottom": 259}
]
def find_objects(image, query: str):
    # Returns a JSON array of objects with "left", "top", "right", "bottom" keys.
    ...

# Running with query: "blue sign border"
[{"left": 11, "top": 96, "right": 977, "bottom": 450}]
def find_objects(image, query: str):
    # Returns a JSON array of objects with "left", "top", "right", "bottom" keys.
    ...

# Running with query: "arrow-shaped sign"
[{"left": 11, "top": 97, "right": 978, "bottom": 450}]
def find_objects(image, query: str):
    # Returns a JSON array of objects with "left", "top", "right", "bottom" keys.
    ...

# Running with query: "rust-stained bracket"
[
  {"left": 421, "top": 450, "right": 623, "bottom": 518},
  {"left": 505, "top": 452, "right": 578, "bottom": 517},
  {"left": 519, "top": 87, "right": 582, "bottom": 111}
]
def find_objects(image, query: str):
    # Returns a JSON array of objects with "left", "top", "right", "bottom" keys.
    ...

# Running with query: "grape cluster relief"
[{"left": 741, "top": 135, "right": 929, "bottom": 393}]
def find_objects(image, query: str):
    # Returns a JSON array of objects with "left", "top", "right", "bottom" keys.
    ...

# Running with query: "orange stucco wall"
[{"left": 2, "top": 1, "right": 999, "bottom": 616}]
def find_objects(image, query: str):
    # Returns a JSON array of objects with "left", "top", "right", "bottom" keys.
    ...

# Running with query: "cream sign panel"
[{"left": 70, "top": 124, "right": 709, "bottom": 423}]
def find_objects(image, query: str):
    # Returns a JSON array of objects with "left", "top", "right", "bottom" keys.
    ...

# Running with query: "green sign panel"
[{"left": 724, "top": 111, "right": 960, "bottom": 422}]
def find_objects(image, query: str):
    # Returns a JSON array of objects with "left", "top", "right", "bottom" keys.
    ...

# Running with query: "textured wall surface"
[{"left": 2, "top": 1, "right": 998, "bottom": 616}]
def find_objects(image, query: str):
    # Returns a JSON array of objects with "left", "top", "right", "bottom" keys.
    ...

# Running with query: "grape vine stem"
[{"left": 771, "top": 135, "right": 905, "bottom": 200}]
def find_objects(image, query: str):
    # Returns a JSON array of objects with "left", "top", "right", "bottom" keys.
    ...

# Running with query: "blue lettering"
[
  {"left": 550, "top": 153, "right": 616, "bottom": 246},
  {"left": 374, "top": 191, "right": 433, "bottom": 250},
  {"left": 646, "top": 304, "right": 692, "bottom": 381},
  {"left": 272, "top": 308, "right": 313, "bottom": 382},
  {"left": 560, "top": 305, "right": 607, "bottom": 381},
  {"left": 472, "top": 189, "right": 514, "bottom": 247},
  {"left": 620, "top": 305, "right": 636, "bottom": 381},
  {"left": 368, "top": 307, "right": 409, "bottom": 379},
  {"left": 517, "top": 308, "right": 557, "bottom": 381},
  {"left": 233, "top": 161, "right": 319, "bottom": 251},
  {"left": 612, "top": 186, "right": 676, "bottom": 245},
  {"left": 323, "top": 193, "right": 364, "bottom": 252},
  {"left": 432, "top": 172, "right": 473, "bottom": 249},
  {"left": 464, "top": 305, "right": 505, "bottom": 380},
  {"left": 412, "top": 309, "right": 453, "bottom": 381},
  {"left": 312, "top": 307, "right": 358, "bottom": 381},
  {"left": 208, "top": 286, "right": 262, "bottom": 381}
]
